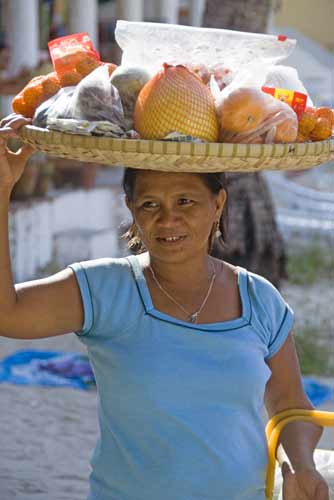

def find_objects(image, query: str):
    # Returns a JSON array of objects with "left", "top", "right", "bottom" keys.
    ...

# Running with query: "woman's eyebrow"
[{"left": 135, "top": 188, "right": 203, "bottom": 198}]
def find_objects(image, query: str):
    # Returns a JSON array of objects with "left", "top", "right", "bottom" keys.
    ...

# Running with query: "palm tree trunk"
[
  {"left": 204, "top": 0, "right": 287, "bottom": 288},
  {"left": 202, "top": 0, "right": 271, "bottom": 33}
]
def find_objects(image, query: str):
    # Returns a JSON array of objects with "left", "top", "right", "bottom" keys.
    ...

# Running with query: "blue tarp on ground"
[
  {"left": 0, "top": 350, "right": 333, "bottom": 403},
  {"left": 302, "top": 376, "right": 333, "bottom": 407},
  {"left": 0, "top": 350, "right": 95, "bottom": 390}
]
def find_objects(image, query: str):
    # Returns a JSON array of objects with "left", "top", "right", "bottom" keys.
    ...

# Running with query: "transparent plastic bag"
[
  {"left": 218, "top": 87, "right": 298, "bottom": 144},
  {"left": 115, "top": 21, "right": 296, "bottom": 79},
  {"left": 34, "top": 65, "right": 125, "bottom": 131},
  {"left": 70, "top": 65, "right": 124, "bottom": 126},
  {"left": 33, "top": 87, "right": 75, "bottom": 128}
]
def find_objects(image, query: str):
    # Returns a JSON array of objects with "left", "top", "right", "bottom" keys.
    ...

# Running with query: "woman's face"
[{"left": 126, "top": 170, "right": 226, "bottom": 263}]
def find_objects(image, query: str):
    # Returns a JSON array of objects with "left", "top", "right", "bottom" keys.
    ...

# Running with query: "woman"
[{"left": 0, "top": 114, "right": 329, "bottom": 500}]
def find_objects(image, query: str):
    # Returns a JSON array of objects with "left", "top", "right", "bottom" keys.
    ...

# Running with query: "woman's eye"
[
  {"left": 178, "top": 198, "right": 193, "bottom": 205},
  {"left": 142, "top": 201, "right": 158, "bottom": 209}
]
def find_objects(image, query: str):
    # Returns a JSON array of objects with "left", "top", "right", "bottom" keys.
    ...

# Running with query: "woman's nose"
[{"left": 157, "top": 207, "right": 181, "bottom": 226}]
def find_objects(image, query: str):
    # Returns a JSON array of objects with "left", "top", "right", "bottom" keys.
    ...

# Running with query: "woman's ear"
[
  {"left": 216, "top": 189, "right": 227, "bottom": 217},
  {"left": 125, "top": 195, "right": 132, "bottom": 212}
]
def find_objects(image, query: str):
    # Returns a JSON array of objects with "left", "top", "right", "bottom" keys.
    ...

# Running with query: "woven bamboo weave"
[{"left": 19, "top": 125, "right": 334, "bottom": 173}]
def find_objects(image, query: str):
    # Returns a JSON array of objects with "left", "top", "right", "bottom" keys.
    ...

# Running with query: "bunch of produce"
[
  {"left": 11, "top": 32, "right": 334, "bottom": 145},
  {"left": 134, "top": 63, "right": 219, "bottom": 142},
  {"left": 12, "top": 72, "right": 61, "bottom": 118},
  {"left": 297, "top": 107, "right": 334, "bottom": 142},
  {"left": 217, "top": 87, "right": 299, "bottom": 144},
  {"left": 12, "top": 33, "right": 117, "bottom": 120}
]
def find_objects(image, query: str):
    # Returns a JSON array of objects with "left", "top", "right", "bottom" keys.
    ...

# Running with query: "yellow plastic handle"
[{"left": 265, "top": 409, "right": 334, "bottom": 499}]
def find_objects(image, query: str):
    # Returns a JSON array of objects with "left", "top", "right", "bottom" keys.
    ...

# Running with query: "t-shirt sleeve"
[
  {"left": 68, "top": 262, "right": 94, "bottom": 337},
  {"left": 248, "top": 272, "right": 294, "bottom": 360},
  {"left": 67, "top": 257, "right": 141, "bottom": 341},
  {"left": 68, "top": 258, "right": 117, "bottom": 338}
]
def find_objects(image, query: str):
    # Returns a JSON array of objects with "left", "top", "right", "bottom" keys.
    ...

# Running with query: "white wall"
[{"left": 9, "top": 187, "right": 130, "bottom": 282}]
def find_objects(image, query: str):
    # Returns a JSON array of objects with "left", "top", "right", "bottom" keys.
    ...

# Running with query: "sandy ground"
[
  {"left": 1, "top": 277, "right": 334, "bottom": 500},
  {"left": 0, "top": 334, "right": 98, "bottom": 500}
]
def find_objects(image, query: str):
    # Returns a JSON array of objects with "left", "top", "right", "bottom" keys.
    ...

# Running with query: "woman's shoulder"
[
  {"left": 67, "top": 255, "right": 143, "bottom": 339},
  {"left": 241, "top": 266, "right": 281, "bottom": 296},
  {"left": 217, "top": 259, "right": 277, "bottom": 290},
  {"left": 219, "top": 259, "right": 290, "bottom": 315},
  {"left": 68, "top": 256, "right": 135, "bottom": 289},
  {"left": 69, "top": 255, "right": 131, "bottom": 273}
]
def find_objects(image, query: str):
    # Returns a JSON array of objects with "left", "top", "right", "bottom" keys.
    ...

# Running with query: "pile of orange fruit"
[
  {"left": 12, "top": 50, "right": 117, "bottom": 119},
  {"left": 12, "top": 72, "right": 61, "bottom": 118},
  {"left": 297, "top": 106, "right": 334, "bottom": 142}
]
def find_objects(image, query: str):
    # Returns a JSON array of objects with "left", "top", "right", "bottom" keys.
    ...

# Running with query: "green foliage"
[
  {"left": 287, "top": 245, "right": 334, "bottom": 285},
  {"left": 294, "top": 326, "right": 334, "bottom": 376}
]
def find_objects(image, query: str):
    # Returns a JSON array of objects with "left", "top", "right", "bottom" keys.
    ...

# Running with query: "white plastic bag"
[{"left": 264, "top": 65, "right": 314, "bottom": 106}]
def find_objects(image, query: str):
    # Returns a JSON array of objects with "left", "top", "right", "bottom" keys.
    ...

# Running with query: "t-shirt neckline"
[{"left": 126, "top": 253, "right": 251, "bottom": 332}]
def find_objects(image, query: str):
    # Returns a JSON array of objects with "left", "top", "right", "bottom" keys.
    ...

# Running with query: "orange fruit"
[
  {"left": 76, "top": 55, "right": 101, "bottom": 77},
  {"left": 273, "top": 107, "right": 298, "bottom": 143},
  {"left": 57, "top": 48, "right": 87, "bottom": 70},
  {"left": 12, "top": 75, "right": 49, "bottom": 118},
  {"left": 134, "top": 63, "right": 219, "bottom": 142},
  {"left": 298, "top": 111, "right": 317, "bottom": 136},
  {"left": 309, "top": 117, "right": 332, "bottom": 141},
  {"left": 42, "top": 72, "right": 61, "bottom": 97},
  {"left": 12, "top": 97, "right": 36, "bottom": 118},
  {"left": 315, "top": 107, "right": 334, "bottom": 126},
  {"left": 59, "top": 70, "right": 82, "bottom": 87},
  {"left": 22, "top": 75, "right": 44, "bottom": 105},
  {"left": 296, "top": 132, "right": 308, "bottom": 143},
  {"left": 102, "top": 62, "right": 117, "bottom": 77},
  {"left": 12, "top": 92, "right": 35, "bottom": 118},
  {"left": 219, "top": 88, "right": 268, "bottom": 134}
]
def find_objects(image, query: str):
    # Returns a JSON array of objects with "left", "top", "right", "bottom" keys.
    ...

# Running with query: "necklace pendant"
[{"left": 190, "top": 312, "right": 198, "bottom": 323}]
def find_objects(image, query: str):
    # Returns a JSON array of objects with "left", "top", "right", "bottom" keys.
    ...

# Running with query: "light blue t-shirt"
[{"left": 68, "top": 253, "right": 294, "bottom": 500}]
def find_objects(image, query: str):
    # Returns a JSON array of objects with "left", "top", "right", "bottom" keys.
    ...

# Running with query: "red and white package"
[{"left": 48, "top": 33, "right": 101, "bottom": 87}]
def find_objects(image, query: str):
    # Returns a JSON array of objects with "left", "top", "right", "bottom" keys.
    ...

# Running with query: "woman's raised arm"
[{"left": 0, "top": 114, "right": 83, "bottom": 339}]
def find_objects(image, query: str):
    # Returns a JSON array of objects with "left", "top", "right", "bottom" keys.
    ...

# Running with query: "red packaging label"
[{"left": 262, "top": 86, "right": 307, "bottom": 119}]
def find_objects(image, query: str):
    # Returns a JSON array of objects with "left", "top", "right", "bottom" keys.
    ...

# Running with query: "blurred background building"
[
  {"left": 0, "top": 0, "right": 333, "bottom": 110},
  {"left": 0, "top": 0, "right": 333, "bottom": 282}
]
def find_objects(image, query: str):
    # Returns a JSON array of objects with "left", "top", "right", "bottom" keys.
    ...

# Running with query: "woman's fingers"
[
  {"left": 0, "top": 113, "right": 18, "bottom": 127},
  {"left": 316, "top": 481, "right": 330, "bottom": 500},
  {"left": 0, "top": 127, "right": 19, "bottom": 138},
  {"left": 15, "top": 144, "right": 35, "bottom": 160},
  {"left": 0, "top": 114, "right": 31, "bottom": 131},
  {"left": 0, "top": 115, "right": 33, "bottom": 158}
]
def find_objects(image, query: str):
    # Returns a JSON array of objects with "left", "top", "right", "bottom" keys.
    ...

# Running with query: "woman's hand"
[
  {"left": 0, "top": 113, "right": 35, "bottom": 192},
  {"left": 282, "top": 462, "right": 330, "bottom": 499}
]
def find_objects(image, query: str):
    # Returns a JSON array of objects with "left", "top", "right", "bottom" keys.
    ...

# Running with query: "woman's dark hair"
[{"left": 122, "top": 168, "right": 228, "bottom": 257}]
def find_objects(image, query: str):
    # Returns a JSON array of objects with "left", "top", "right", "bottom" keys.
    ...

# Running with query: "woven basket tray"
[{"left": 20, "top": 125, "right": 334, "bottom": 173}]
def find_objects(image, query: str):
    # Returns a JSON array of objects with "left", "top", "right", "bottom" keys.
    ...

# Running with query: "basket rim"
[
  {"left": 20, "top": 124, "right": 334, "bottom": 157},
  {"left": 19, "top": 124, "right": 334, "bottom": 173}
]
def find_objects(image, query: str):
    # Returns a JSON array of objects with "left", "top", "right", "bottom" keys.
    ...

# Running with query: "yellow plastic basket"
[{"left": 266, "top": 409, "right": 334, "bottom": 499}]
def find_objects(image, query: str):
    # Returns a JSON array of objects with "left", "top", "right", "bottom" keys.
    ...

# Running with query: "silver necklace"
[{"left": 149, "top": 260, "right": 216, "bottom": 323}]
